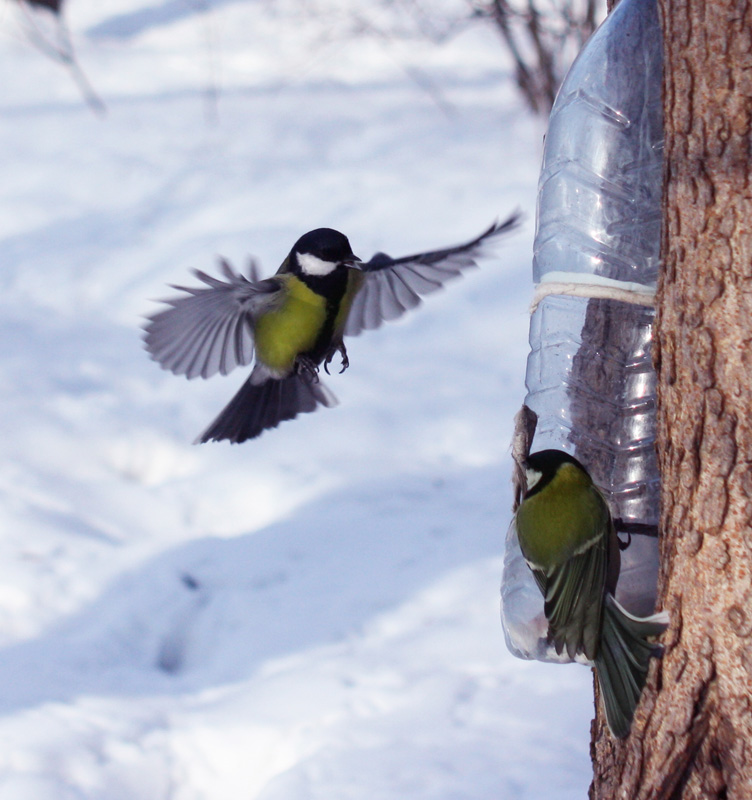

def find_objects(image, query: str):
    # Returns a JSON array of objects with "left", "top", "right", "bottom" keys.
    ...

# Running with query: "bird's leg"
[
  {"left": 295, "top": 355, "right": 320, "bottom": 383},
  {"left": 323, "top": 341, "right": 349, "bottom": 375}
]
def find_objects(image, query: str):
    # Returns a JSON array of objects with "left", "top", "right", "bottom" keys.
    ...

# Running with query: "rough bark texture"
[{"left": 590, "top": 0, "right": 752, "bottom": 796}]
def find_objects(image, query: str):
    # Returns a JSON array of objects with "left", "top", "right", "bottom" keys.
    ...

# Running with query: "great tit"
[
  {"left": 514, "top": 449, "right": 668, "bottom": 738},
  {"left": 144, "top": 213, "right": 520, "bottom": 443}
]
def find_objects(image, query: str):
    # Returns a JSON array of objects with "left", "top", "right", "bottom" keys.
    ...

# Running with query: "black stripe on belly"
[{"left": 299, "top": 268, "right": 349, "bottom": 363}]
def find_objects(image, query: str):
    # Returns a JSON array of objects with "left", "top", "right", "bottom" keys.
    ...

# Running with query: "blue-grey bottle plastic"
[{"left": 501, "top": 0, "right": 663, "bottom": 662}]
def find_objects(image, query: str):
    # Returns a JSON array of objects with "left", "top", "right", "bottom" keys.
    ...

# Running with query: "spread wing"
[
  {"left": 143, "top": 258, "right": 281, "bottom": 380},
  {"left": 343, "top": 211, "right": 521, "bottom": 337}
]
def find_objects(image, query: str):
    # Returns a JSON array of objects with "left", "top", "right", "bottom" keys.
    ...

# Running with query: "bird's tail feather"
[
  {"left": 196, "top": 372, "right": 337, "bottom": 444},
  {"left": 595, "top": 594, "right": 669, "bottom": 739}
]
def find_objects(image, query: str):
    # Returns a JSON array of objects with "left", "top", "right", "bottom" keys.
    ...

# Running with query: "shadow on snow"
[{"left": 0, "top": 465, "right": 508, "bottom": 714}]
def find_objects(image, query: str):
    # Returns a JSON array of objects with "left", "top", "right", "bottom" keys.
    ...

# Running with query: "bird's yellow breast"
[
  {"left": 254, "top": 277, "right": 328, "bottom": 373},
  {"left": 516, "top": 463, "right": 607, "bottom": 570}
]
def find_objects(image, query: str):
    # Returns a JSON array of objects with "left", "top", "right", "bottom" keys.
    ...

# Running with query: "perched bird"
[
  {"left": 514, "top": 449, "right": 668, "bottom": 738},
  {"left": 144, "top": 213, "right": 520, "bottom": 443}
]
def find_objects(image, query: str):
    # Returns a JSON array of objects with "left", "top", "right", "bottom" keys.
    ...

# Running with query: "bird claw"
[
  {"left": 324, "top": 342, "right": 349, "bottom": 375},
  {"left": 295, "top": 356, "right": 320, "bottom": 383}
]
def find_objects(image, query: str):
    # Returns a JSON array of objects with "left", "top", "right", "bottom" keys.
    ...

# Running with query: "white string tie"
[{"left": 531, "top": 271, "right": 656, "bottom": 313}]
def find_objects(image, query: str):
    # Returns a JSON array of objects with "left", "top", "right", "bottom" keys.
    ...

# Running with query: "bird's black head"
[
  {"left": 524, "top": 449, "right": 587, "bottom": 497},
  {"left": 291, "top": 228, "right": 360, "bottom": 278}
]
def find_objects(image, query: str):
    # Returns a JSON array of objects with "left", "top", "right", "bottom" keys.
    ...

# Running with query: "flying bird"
[{"left": 144, "top": 213, "right": 520, "bottom": 443}]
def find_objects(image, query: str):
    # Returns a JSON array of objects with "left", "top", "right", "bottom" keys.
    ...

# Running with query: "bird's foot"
[
  {"left": 295, "top": 356, "right": 320, "bottom": 383},
  {"left": 323, "top": 342, "right": 349, "bottom": 375}
]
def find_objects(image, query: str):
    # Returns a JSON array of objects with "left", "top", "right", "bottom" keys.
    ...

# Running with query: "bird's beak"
[{"left": 345, "top": 257, "right": 364, "bottom": 270}]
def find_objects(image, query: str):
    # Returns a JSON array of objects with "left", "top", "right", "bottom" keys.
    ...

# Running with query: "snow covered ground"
[{"left": 0, "top": 1, "right": 593, "bottom": 797}]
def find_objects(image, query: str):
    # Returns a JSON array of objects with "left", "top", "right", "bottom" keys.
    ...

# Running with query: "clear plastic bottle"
[{"left": 501, "top": 0, "right": 663, "bottom": 662}]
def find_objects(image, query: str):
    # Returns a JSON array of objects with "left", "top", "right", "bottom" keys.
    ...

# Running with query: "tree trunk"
[{"left": 590, "top": 0, "right": 752, "bottom": 796}]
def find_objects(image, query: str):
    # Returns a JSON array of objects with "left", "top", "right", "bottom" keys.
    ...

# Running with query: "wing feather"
[
  {"left": 540, "top": 531, "right": 608, "bottom": 661},
  {"left": 152, "top": 298, "right": 225, "bottom": 376},
  {"left": 143, "top": 259, "right": 277, "bottom": 379},
  {"left": 344, "top": 212, "right": 520, "bottom": 336}
]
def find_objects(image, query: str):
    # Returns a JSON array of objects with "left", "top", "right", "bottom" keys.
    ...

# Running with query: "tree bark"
[{"left": 590, "top": 0, "right": 752, "bottom": 796}]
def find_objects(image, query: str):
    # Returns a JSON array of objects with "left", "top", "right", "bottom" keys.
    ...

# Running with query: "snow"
[{"left": 0, "top": 1, "right": 592, "bottom": 797}]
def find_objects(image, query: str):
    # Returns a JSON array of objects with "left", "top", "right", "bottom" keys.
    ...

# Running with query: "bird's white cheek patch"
[
  {"left": 298, "top": 252, "right": 338, "bottom": 276},
  {"left": 525, "top": 468, "right": 543, "bottom": 492}
]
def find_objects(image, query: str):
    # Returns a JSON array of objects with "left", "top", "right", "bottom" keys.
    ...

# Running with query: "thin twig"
[{"left": 17, "top": 0, "right": 107, "bottom": 115}]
